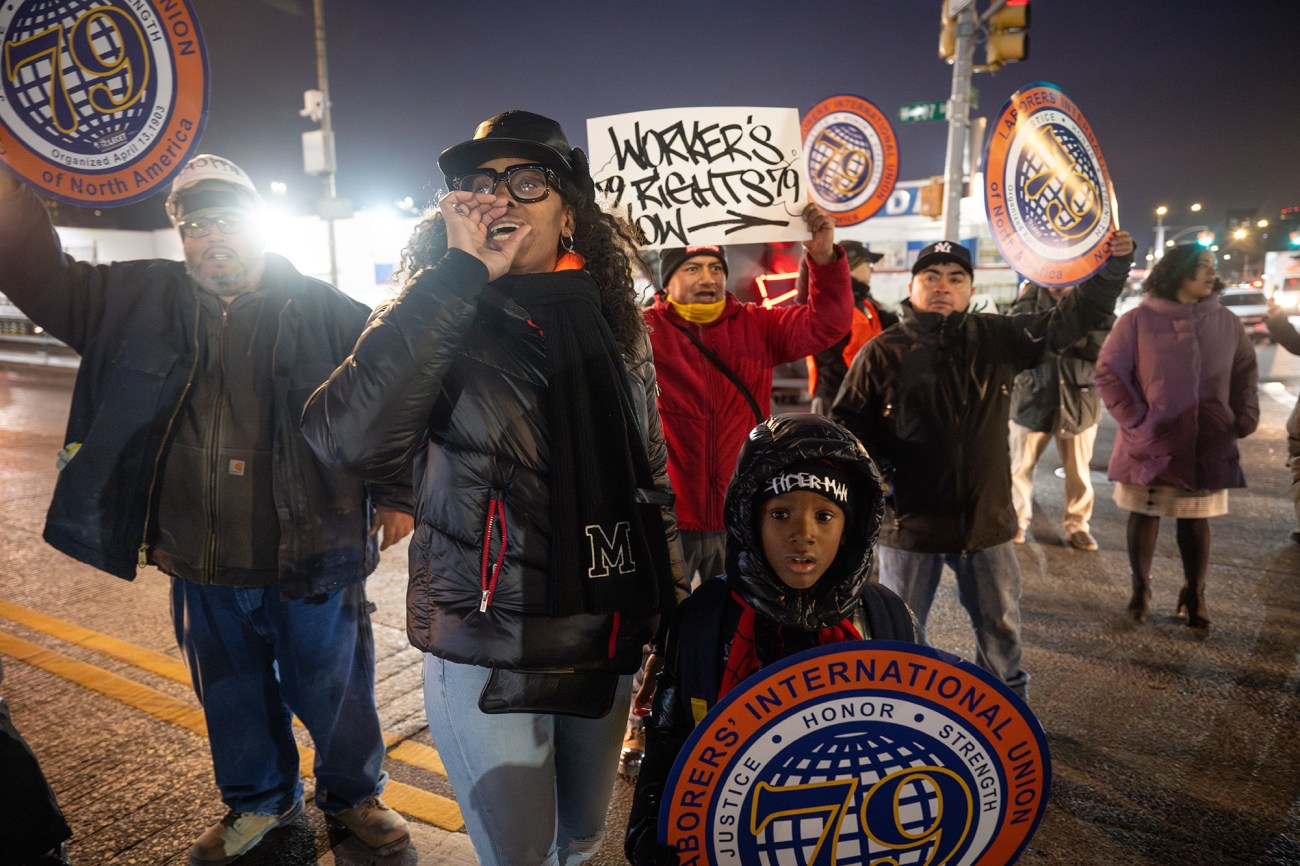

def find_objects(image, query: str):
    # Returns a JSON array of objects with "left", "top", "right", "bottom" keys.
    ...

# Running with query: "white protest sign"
[{"left": 586, "top": 107, "right": 809, "bottom": 250}]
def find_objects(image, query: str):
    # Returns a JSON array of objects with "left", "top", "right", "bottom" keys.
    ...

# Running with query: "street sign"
[
  {"left": 898, "top": 101, "right": 948, "bottom": 123},
  {"left": 898, "top": 89, "right": 977, "bottom": 123}
]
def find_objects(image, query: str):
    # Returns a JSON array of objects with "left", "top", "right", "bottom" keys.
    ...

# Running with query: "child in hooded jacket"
[{"left": 624, "top": 413, "right": 924, "bottom": 865}]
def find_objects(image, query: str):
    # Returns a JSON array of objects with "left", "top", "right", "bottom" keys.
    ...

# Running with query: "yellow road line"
[
  {"left": 0, "top": 599, "right": 464, "bottom": 831},
  {"left": 0, "top": 630, "right": 209, "bottom": 736},
  {"left": 0, "top": 597, "right": 191, "bottom": 684}
]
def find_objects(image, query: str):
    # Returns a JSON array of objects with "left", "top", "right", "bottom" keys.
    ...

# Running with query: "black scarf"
[{"left": 488, "top": 270, "right": 671, "bottom": 618}]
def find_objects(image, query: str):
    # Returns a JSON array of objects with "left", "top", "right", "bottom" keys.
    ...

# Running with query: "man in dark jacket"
[
  {"left": 833, "top": 234, "right": 1133, "bottom": 697},
  {"left": 1008, "top": 280, "right": 1115, "bottom": 552},
  {"left": 1265, "top": 304, "right": 1300, "bottom": 543},
  {"left": 0, "top": 156, "right": 414, "bottom": 862}
]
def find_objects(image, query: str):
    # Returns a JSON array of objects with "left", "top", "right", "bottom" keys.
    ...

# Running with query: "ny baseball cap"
[{"left": 912, "top": 240, "right": 974, "bottom": 277}]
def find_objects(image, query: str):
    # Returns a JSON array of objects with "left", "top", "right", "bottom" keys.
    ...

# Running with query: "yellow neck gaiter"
[{"left": 669, "top": 298, "right": 725, "bottom": 324}]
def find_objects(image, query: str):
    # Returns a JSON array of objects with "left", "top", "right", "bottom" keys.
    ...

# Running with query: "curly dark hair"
[
  {"left": 397, "top": 175, "right": 649, "bottom": 356},
  {"left": 1145, "top": 245, "right": 1219, "bottom": 301}
]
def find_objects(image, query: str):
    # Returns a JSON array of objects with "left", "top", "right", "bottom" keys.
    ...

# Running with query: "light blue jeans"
[
  {"left": 423, "top": 655, "right": 632, "bottom": 866},
  {"left": 878, "top": 543, "right": 1030, "bottom": 697},
  {"left": 170, "top": 579, "right": 388, "bottom": 816}
]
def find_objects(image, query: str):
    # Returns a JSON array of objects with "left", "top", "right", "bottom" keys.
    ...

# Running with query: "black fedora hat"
[{"left": 438, "top": 110, "right": 590, "bottom": 190}]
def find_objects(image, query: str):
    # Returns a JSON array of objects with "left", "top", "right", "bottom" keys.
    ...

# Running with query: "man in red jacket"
[{"left": 645, "top": 206, "right": 852, "bottom": 589}]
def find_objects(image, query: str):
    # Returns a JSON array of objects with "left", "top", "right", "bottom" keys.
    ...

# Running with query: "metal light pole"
[
  {"left": 1154, "top": 205, "right": 1167, "bottom": 259},
  {"left": 313, "top": 0, "right": 338, "bottom": 288},
  {"left": 941, "top": 0, "right": 978, "bottom": 241}
]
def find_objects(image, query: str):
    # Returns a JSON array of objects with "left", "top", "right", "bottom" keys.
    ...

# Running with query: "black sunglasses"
[
  {"left": 179, "top": 214, "right": 253, "bottom": 239},
  {"left": 448, "top": 163, "right": 559, "bottom": 203}
]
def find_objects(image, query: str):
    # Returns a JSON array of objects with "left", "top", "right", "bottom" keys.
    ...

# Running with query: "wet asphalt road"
[{"left": 1, "top": 344, "right": 1298, "bottom": 866}]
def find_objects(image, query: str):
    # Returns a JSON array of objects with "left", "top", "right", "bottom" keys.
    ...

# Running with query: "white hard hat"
[{"left": 165, "top": 154, "right": 261, "bottom": 223}]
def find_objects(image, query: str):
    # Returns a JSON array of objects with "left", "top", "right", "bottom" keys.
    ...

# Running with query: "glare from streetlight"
[
  {"left": 1223, "top": 254, "right": 1232, "bottom": 260},
  {"left": 1233, "top": 228, "right": 1247, "bottom": 240},
  {"left": 1258, "top": 219, "right": 1269, "bottom": 228},
  {"left": 1190, "top": 203, "right": 1202, "bottom": 212},
  {"left": 1156, "top": 205, "right": 1168, "bottom": 216}
]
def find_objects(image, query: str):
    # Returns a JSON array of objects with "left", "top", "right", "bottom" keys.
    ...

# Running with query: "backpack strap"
[
  {"left": 674, "top": 575, "right": 734, "bottom": 720},
  {"left": 859, "top": 582, "right": 918, "bottom": 642}
]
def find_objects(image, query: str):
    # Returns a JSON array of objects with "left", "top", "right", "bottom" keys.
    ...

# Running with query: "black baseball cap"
[
  {"left": 842, "top": 240, "right": 884, "bottom": 269},
  {"left": 912, "top": 240, "right": 974, "bottom": 277}
]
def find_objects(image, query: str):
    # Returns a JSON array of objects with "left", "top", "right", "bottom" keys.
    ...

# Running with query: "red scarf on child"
[{"left": 719, "top": 591, "right": 861, "bottom": 699}]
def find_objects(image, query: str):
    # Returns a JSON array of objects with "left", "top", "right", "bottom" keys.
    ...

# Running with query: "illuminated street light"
[
  {"left": 270, "top": 181, "right": 288, "bottom": 196},
  {"left": 1257, "top": 219, "right": 1269, "bottom": 228},
  {"left": 1190, "top": 203, "right": 1202, "bottom": 213},
  {"left": 1233, "top": 228, "right": 1248, "bottom": 240},
  {"left": 1154, "top": 205, "right": 1168, "bottom": 254}
]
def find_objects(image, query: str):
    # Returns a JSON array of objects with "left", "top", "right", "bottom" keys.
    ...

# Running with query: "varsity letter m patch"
[{"left": 586, "top": 521, "right": 637, "bottom": 578}]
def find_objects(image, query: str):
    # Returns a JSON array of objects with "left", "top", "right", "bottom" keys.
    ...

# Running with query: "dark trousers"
[{"left": 0, "top": 693, "right": 72, "bottom": 866}]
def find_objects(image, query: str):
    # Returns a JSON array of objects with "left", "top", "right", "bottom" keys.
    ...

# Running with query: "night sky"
[{"left": 57, "top": 1, "right": 1300, "bottom": 258}]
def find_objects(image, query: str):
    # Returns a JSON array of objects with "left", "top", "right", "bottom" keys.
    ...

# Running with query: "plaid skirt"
[{"left": 1113, "top": 483, "right": 1228, "bottom": 518}]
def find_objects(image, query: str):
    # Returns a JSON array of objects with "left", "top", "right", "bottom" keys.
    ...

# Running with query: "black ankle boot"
[
  {"left": 1127, "top": 574, "right": 1152, "bottom": 623},
  {"left": 1176, "top": 583, "right": 1211, "bottom": 631}
]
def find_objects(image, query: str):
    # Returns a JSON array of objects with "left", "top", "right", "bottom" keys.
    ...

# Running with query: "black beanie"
[
  {"left": 755, "top": 457, "right": 855, "bottom": 526},
  {"left": 658, "top": 245, "right": 728, "bottom": 289}
]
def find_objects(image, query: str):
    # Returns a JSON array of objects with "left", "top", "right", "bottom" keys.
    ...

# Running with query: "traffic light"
[
  {"left": 1196, "top": 231, "right": 1215, "bottom": 247},
  {"left": 939, "top": 0, "right": 957, "bottom": 62},
  {"left": 985, "top": 0, "right": 1030, "bottom": 70}
]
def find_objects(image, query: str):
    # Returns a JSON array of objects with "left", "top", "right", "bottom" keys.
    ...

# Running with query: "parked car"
[{"left": 1219, "top": 286, "right": 1270, "bottom": 342}]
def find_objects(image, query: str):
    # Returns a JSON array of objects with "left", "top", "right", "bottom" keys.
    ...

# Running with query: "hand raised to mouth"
[{"left": 440, "top": 190, "right": 532, "bottom": 281}]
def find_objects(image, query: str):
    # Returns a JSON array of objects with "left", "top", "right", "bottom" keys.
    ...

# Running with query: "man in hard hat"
[{"left": 0, "top": 155, "right": 414, "bottom": 862}]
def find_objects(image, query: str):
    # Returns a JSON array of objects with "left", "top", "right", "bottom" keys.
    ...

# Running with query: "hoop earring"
[{"left": 561, "top": 234, "right": 575, "bottom": 253}]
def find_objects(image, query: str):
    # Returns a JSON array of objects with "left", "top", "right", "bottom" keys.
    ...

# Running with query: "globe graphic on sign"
[
  {"left": 3, "top": 0, "right": 161, "bottom": 155},
  {"left": 740, "top": 722, "right": 980, "bottom": 866},
  {"left": 807, "top": 122, "right": 874, "bottom": 203},
  {"left": 1012, "top": 123, "right": 1105, "bottom": 250}
]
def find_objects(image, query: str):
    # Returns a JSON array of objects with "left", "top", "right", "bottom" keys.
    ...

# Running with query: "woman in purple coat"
[{"left": 1096, "top": 246, "right": 1258, "bottom": 631}]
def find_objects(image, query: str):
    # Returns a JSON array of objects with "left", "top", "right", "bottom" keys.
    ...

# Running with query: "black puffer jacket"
[
  {"left": 302, "top": 250, "right": 684, "bottom": 673},
  {"left": 625, "top": 413, "right": 922, "bottom": 864},
  {"left": 832, "top": 254, "right": 1130, "bottom": 552},
  {"left": 1009, "top": 283, "right": 1113, "bottom": 435}
]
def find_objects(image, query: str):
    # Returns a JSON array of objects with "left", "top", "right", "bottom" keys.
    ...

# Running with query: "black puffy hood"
[{"left": 724, "top": 413, "right": 885, "bottom": 630}]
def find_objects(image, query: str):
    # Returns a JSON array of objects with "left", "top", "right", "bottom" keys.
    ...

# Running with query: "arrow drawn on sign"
[{"left": 690, "top": 211, "right": 791, "bottom": 236}]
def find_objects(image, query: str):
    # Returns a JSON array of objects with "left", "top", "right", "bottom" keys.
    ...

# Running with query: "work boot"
[
  {"left": 1126, "top": 573, "right": 1152, "bottom": 623},
  {"left": 1068, "top": 529, "right": 1099, "bottom": 552},
  {"left": 620, "top": 722, "right": 646, "bottom": 779},
  {"left": 189, "top": 798, "right": 303, "bottom": 865},
  {"left": 328, "top": 797, "right": 410, "bottom": 855}
]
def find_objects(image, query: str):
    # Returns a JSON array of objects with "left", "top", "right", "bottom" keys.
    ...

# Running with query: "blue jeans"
[
  {"left": 877, "top": 543, "right": 1030, "bottom": 697},
  {"left": 423, "top": 655, "right": 632, "bottom": 866},
  {"left": 170, "top": 579, "right": 388, "bottom": 815}
]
